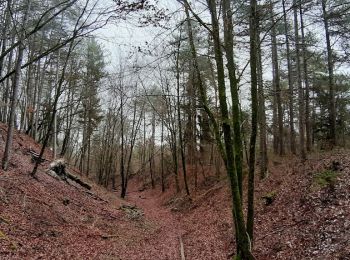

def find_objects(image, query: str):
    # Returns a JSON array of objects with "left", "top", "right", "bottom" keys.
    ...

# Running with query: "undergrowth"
[{"left": 313, "top": 170, "right": 338, "bottom": 189}]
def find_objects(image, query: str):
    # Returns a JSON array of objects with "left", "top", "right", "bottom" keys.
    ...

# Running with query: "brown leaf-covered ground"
[{"left": 1, "top": 123, "right": 350, "bottom": 259}]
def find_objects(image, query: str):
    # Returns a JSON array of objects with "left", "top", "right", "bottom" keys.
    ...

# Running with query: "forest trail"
[
  {"left": 124, "top": 180, "right": 185, "bottom": 259},
  {"left": 124, "top": 176, "right": 238, "bottom": 260}
]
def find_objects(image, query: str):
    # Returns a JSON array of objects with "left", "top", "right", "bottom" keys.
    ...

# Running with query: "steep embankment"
[
  {"left": 167, "top": 152, "right": 350, "bottom": 260},
  {"left": 0, "top": 123, "right": 172, "bottom": 259},
  {"left": 126, "top": 150, "right": 350, "bottom": 260},
  {"left": 252, "top": 152, "right": 350, "bottom": 259},
  {"left": 1, "top": 122, "right": 350, "bottom": 259}
]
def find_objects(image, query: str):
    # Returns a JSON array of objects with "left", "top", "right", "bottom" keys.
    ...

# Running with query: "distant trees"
[
  {"left": 1, "top": 0, "right": 77, "bottom": 170},
  {"left": 78, "top": 38, "right": 104, "bottom": 176},
  {"left": 0, "top": 0, "right": 167, "bottom": 174},
  {"left": 320, "top": 0, "right": 350, "bottom": 146}
]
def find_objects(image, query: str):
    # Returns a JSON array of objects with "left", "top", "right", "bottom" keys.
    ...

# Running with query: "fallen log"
[
  {"left": 49, "top": 159, "right": 91, "bottom": 190},
  {"left": 65, "top": 171, "right": 91, "bottom": 190}
]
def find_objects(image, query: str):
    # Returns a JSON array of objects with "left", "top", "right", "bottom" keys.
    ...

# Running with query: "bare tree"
[{"left": 2, "top": 0, "right": 30, "bottom": 170}]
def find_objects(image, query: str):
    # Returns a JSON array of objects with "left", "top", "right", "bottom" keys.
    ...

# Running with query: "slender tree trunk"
[
  {"left": 161, "top": 114, "right": 165, "bottom": 192},
  {"left": 270, "top": 1, "right": 284, "bottom": 156},
  {"left": 175, "top": 47, "right": 190, "bottom": 195},
  {"left": 171, "top": 34, "right": 183, "bottom": 193},
  {"left": 282, "top": 0, "right": 296, "bottom": 154},
  {"left": 4, "top": 35, "right": 16, "bottom": 124},
  {"left": 53, "top": 50, "right": 61, "bottom": 160},
  {"left": 207, "top": 0, "right": 254, "bottom": 258},
  {"left": 79, "top": 109, "right": 87, "bottom": 174},
  {"left": 142, "top": 109, "right": 147, "bottom": 187},
  {"left": 321, "top": 0, "right": 336, "bottom": 146},
  {"left": 0, "top": 0, "right": 11, "bottom": 81},
  {"left": 2, "top": 43, "right": 24, "bottom": 170},
  {"left": 2, "top": 0, "right": 30, "bottom": 170},
  {"left": 87, "top": 133, "right": 91, "bottom": 175},
  {"left": 31, "top": 40, "right": 75, "bottom": 177},
  {"left": 257, "top": 31, "right": 268, "bottom": 179},
  {"left": 60, "top": 76, "right": 76, "bottom": 156},
  {"left": 172, "top": 129, "right": 180, "bottom": 193},
  {"left": 149, "top": 111, "right": 156, "bottom": 189},
  {"left": 247, "top": 0, "right": 258, "bottom": 243},
  {"left": 120, "top": 86, "right": 126, "bottom": 198},
  {"left": 299, "top": 5, "right": 312, "bottom": 152},
  {"left": 125, "top": 101, "right": 142, "bottom": 194},
  {"left": 162, "top": 83, "right": 180, "bottom": 192},
  {"left": 222, "top": 0, "right": 244, "bottom": 198},
  {"left": 293, "top": 0, "right": 306, "bottom": 159},
  {"left": 33, "top": 56, "right": 48, "bottom": 142}
]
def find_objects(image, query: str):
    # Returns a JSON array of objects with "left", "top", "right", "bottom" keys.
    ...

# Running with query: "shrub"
[{"left": 313, "top": 170, "right": 338, "bottom": 189}]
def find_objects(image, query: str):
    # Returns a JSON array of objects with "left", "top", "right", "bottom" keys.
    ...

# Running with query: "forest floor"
[{"left": 1, "top": 122, "right": 350, "bottom": 259}]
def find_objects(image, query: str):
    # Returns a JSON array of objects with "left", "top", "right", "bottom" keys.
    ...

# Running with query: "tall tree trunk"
[
  {"left": 2, "top": 43, "right": 25, "bottom": 170},
  {"left": 171, "top": 34, "right": 182, "bottom": 193},
  {"left": 142, "top": 109, "right": 147, "bottom": 187},
  {"left": 321, "top": 0, "right": 336, "bottom": 146},
  {"left": 60, "top": 74, "right": 76, "bottom": 156},
  {"left": 207, "top": 0, "right": 254, "bottom": 258},
  {"left": 33, "top": 56, "right": 48, "bottom": 142},
  {"left": 52, "top": 49, "right": 61, "bottom": 160},
  {"left": 0, "top": 0, "right": 11, "bottom": 81},
  {"left": 299, "top": 5, "right": 312, "bottom": 151},
  {"left": 161, "top": 114, "right": 165, "bottom": 192},
  {"left": 87, "top": 133, "right": 91, "bottom": 175},
  {"left": 120, "top": 86, "right": 126, "bottom": 198},
  {"left": 175, "top": 45, "right": 190, "bottom": 195},
  {"left": 257, "top": 31, "right": 268, "bottom": 179},
  {"left": 149, "top": 110, "right": 156, "bottom": 189},
  {"left": 270, "top": 1, "right": 284, "bottom": 156},
  {"left": 2, "top": 0, "right": 30, "bottom": 170},
  {"left": 79, "top": 109, "right": 87, "bottom": 174},
  {"left": 125, "top": 101, "right": 142, "bottom": 194},
  {"left": 247, "top": 0, "right": 258, "bottom": 243},
  {"left": 282, "top": 0, "right": 296, "bottom": 154},
  {"left": 222, "top": 0, "right": 244, "bottom": 198},
  {"left": 293, "top": 0, "right": 306, "bottom": 159}
]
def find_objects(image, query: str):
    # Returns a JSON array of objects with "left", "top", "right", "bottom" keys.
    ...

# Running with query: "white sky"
[{"left": 93, "top": 0, "right": 182, "bottom": 71}]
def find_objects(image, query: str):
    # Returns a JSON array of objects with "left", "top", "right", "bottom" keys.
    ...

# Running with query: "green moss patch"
[{"left": 313, "top": 170, "right": 338, "bottom": 189}]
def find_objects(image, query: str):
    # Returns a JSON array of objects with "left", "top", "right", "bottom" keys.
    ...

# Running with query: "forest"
[{"left": 0, "top": 0, "right": 350, "bottom": 259}]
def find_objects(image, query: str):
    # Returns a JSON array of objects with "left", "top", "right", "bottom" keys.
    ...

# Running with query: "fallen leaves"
[{"left": 1, "top": 122, "right": 350, "bottom": 259}]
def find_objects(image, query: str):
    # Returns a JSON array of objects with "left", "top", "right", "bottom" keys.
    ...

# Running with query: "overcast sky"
[{"left": 94, "top": 0, "right": 181, "bottom": 71}]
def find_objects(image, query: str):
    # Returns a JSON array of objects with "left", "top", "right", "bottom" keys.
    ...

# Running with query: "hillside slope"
[
  {"left": 0, "top": 123, "right": 157, "bottom": 259},
  {"left": 1, "top": 123, "right": 350, "bottom": 259},
  {"left": 151, "top": 151, "right": 350, "bottom": 259}
]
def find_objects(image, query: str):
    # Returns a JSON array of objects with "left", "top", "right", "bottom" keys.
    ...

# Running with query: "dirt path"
[
  {"left": 125, "top": 181, "right": 185, "bottom": 260},
  {"left": 123, "top": 180, "right": 233, "bottom": 260}
]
